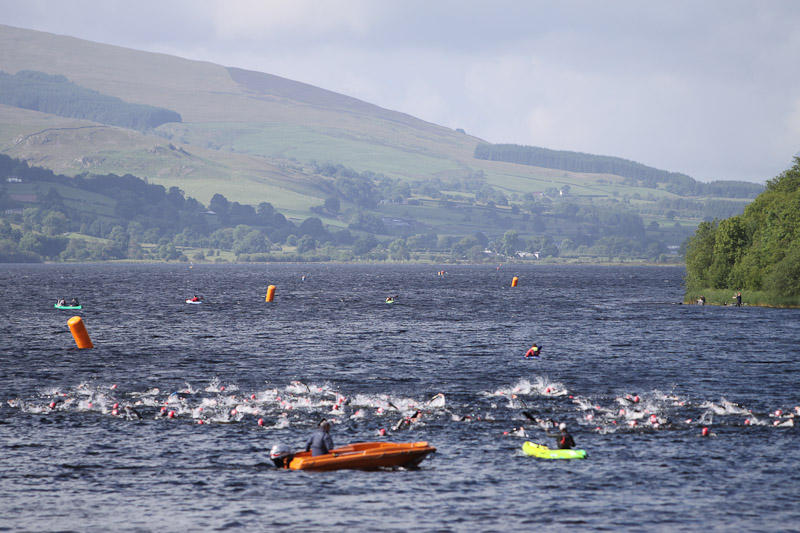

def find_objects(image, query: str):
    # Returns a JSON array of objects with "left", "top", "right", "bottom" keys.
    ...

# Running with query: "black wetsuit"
[
  {"left": 558, "top": 433, "right": 576, "bottom": 449},
  {"left": 546, "top": 430, "right": 576, "bottom": 449}
]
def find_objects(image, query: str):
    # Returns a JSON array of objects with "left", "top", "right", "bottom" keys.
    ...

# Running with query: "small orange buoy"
[
  {"left": 511, "top": 276, "right": 519, "bottom": 287},
  {"left": 67, "top": 316, "right": 94, "bottom": 349},
  {"left": 265, "top": 285, "right": 276, "bottom": 302}
]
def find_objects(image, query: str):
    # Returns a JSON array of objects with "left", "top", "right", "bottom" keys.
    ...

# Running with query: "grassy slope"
[{"left": 0, "top": 24, "right": 722, "bottom": 237}]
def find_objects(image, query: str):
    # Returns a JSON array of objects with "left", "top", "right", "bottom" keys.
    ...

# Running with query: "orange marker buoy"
[
  {"left": 265, "top": 285, "right": 276, "bottom": 302},
  {"left": 511, "top": 277, "right": 519, "bottom": 287},
  {"left": 67, "top": 316, "right": 93, "bottom": 349}
]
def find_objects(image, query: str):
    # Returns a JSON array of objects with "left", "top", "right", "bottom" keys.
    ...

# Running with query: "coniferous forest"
[
  {"left": 474, "top": 143, "right": 763, "bottom": 198},
  {"left": 0, "top": 70, "right": 181, "bottom": 130}
]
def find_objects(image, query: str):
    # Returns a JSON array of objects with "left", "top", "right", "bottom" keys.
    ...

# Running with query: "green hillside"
[{"left": 0, "top": 24, "right": 765, "bottom": 263}]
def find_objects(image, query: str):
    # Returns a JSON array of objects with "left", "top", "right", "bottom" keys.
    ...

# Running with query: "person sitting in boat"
[
  {"left": 305, "top": 419, "right": 334, "bottom": 456},
  {"left": 190, "top": 295, "right": 202, "bottom": 302},
  {"left": 57, "top": 298, "right": 67, "bottom": 306},
  {"left": 546, "top": 422, "right": 575, "bottom": 449},
  {"left": 525, "top": 344, "right": 541, "bottom": 358},
  {"left": 70, "top": 298, "right": 79, "bottom": 306},
  {"left": 386, "top": 296, "right": 395, "bottom": 304}
]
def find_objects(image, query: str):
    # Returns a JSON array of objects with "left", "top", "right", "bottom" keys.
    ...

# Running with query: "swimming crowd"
[{"left": 7, "top": 375, "right": 798, "bottom": 471}]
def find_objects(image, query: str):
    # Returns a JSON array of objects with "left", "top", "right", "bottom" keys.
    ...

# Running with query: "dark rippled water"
[{"left": 1, "top": 263, "right": 799, "bottom": 532}]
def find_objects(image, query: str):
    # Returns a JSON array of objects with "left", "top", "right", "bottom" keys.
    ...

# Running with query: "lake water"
[{"left": 1, "top": 263, "right": 798, "bottom": 532}]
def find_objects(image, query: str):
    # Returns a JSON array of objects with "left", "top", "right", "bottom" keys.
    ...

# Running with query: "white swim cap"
[{"left": 559, "top": 423, "right": 567, "bottom": 430}]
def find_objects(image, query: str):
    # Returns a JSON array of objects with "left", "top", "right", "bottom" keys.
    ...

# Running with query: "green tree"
[
  {"left": 527, "top": 235, "right": 559, "bottom": 258},
  {"left": 708, "top": 216, "right": 749, "bottom": 287},
  {"left": 324, "top": 197, "right": 340, "bottom": 214},
  {"left": 296, "top": 235, "right": 316, "bottom": 254},
  {"left": 353, "top": 234, "right": 379, "bottom": 256},
  {"left": 451, "top": 235, "right": 481, "bottom": 258},
  {"left": 233, "top": 230, "right": 271, "bottom": 254},
  {"left": 108, "top": 225, "right": 130, "bottom": 258},
  {"left": 388, "top": 239, "right": 410, "bottom": 261},
  {"left": 42, "top": 211, "right": 68, "bottom": 236},
  {"left": 684, "top": 220, "right": 718, "bottom": 291},
  {"left": 500, "top": 230, "right": 520, "bottom": 257},
  {"left": 764, "top": 243, "right": 800, "bottom": 296}
]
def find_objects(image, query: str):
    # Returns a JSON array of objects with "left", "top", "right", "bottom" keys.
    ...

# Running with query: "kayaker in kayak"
[
  {"left": 546, "top": 422, "right": 576, "bottom": 449},
  {"left": 57, "top": 298, "right": 67, "bottom": 306},
  {"left": 70, "top": 298, "right": 79, "bottom": 306},
  {"left": 524, "top": 344, "right": 541, "bottom": 358},
  {"left": 189, "top": 295, "right": 203, "bottom": 302},
  {"left": 305, "top": 419, "right": 334, "bottom": 456}
]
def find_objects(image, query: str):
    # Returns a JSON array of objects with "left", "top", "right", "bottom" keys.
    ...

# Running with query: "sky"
[{"left": 2, "top": 0, "right": 799, "bottom": 184}]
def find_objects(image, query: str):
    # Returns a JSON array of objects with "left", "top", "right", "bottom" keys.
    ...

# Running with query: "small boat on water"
[
  {"left": 54, "top": 303, "right": 82, "bottom": 310},
  {"left": 522, "top": 441, "right": 587, "bottom": 460},
  {"left": 271, "top": 441, "right": 436, "bottom": 471}
]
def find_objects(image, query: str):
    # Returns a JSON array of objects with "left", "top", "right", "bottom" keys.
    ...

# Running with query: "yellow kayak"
[{"left": 522, "top": 441, "right": 587, "bottom": 459}]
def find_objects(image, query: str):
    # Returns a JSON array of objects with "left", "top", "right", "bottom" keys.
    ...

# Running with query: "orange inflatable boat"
[{"left": 271, "top": 441, "right": 436, "bottom": 471}]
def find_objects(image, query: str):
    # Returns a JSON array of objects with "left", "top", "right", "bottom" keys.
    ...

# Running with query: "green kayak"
[
  {"left": 55, "top": 304, "right": 82, "bottom": 310},
  {"left": 522, "top": 441, "right": 587, "bottom": 460}
]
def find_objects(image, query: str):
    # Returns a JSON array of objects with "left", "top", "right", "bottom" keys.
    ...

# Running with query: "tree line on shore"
[
  {"left": 684, "top": 157, "right": 800, "bottom": 301},
  {"left": 1, "top": 153, "right": 698, "bottom": 264}
]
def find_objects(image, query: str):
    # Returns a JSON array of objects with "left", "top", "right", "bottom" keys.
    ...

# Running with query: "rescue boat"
[{"left": 271, "top": 441, "right": 436, "bottom": 471}]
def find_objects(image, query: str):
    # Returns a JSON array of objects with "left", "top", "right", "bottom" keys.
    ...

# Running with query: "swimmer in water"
[
  {"left": 524, "top": 344, "right": 541, "bottom": 358},
  {"left": 393, "top": 409, "right": 422, "bottom": 431}
]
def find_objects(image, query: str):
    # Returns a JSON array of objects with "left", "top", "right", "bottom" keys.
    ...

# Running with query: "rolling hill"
[{"left": 0, "top": 24, "right": 765, "bottom": 263}]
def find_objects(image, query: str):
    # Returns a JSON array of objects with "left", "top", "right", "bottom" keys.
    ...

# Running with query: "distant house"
[
  {"left": 6, "top": 176, "right": 22, "bottom": 183},
  {"left": 516, "top": 251, "right": 540, "bottom": 259}
]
